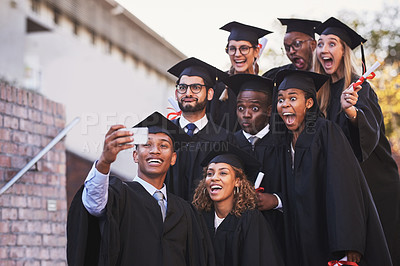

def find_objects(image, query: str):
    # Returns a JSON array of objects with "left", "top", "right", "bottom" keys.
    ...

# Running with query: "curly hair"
[{"left": 192, "top": 165, "right": 257, "bottom": 217}]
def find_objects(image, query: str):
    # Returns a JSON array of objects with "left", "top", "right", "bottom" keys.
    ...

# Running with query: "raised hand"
[
  {"left": 256, "top": 192, "right": 278, "bottom": 211},
  {"left": 346, "top": 250, "right": 361, "bottom": 263},
  {"left": 97, "top": 125, "right": 135, "bottom": 174}
]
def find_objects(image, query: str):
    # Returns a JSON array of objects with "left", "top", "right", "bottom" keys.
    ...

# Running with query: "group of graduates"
[{"left": 66, "top": 16, "right": 400, "bottom": 266}]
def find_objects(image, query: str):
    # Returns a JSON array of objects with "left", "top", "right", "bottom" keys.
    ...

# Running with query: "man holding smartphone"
[{"left": 67, "top": 112, "right": 214, "bottom": 266}]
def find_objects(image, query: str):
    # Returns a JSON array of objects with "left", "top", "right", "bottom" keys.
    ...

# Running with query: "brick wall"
[
  {"left": 66, "top": 151, "right": 92, "bottom": 210},
  {"left": 0, "top": 82, "right": 67, "bottom": 265}
]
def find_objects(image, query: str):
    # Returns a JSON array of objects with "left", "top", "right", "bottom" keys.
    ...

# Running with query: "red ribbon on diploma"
[
  {"left": 353, "top": 72, "right": 376, "bottom": 89},
  {"left": 167, "top": 107, "right": 182, "bottom": 120},
  {"left": 255, "top": 187, "right": 264, "bottom": 193},
  {"left": 328, "top": 260, "right": 358, "bottom": 266}
]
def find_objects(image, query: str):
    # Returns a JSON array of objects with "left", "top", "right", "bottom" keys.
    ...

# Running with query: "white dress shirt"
[
  {"left": 179, "top": 114, "right": 208, "bottom": 135},
  {"left": 242, "top": 124, "right": 282, "bottom": 210},
  {"left": 214, "top": 212, "right": 225, "bottom": 230},
  {"left": 82, "top": 161, "right": 167, "bottom": 216},
  {"left": 242, "top": 124, "right": 270, "bottom": 142}
]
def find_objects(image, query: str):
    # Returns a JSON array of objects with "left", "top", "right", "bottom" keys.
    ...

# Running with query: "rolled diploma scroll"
[
  {"left": 255, "top": 37, "right": 268, "bottom": 64},
  {"left": 168, "top": 96, "right": 181, "bottom": 112},
  {"left": 254, "top": 172, "right": 265, "bottom": 189},
  {"left": 349, "top": 61, "right": 381, "bottom": 92}
]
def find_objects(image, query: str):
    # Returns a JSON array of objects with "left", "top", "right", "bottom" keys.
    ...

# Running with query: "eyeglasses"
[
  {"left": 176, "top": 84, "right": 207, "bottom": 94},
  {"left": 225, "top": 45, "right": 255, "bottom": 55},
  {"left": 284, "top": 39, "right": 313, "bottom": 53}
]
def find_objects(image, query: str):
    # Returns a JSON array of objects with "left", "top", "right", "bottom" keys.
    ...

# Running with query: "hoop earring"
[
  {"left": 234, "top": 186, "right": 239, "bottom": 195},
  {"left": 203, "top": 188, "right": 207, "bottom": 195}
]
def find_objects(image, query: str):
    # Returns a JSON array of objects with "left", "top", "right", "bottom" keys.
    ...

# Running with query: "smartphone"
[{"left": 118, "top": 127, "right": 148, "bottom": 145}]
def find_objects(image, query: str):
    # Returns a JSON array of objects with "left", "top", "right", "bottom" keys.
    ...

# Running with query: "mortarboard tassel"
[{"left": 361, "top": 42, "right": 366, "bottom": 75}]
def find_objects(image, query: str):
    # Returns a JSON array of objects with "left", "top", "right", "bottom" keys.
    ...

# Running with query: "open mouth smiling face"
[
  {"left": 134, "top": 133, "right": 176, "bottom": 179},
  {"left": 317, "top": 34, "right": 344, "bottom": 76},
  {"left": 228, "top": 40, "right": 257, "bottom": 74},
  {"left": 205, "top": 162, "right": 239, "bottom": 204},
  {"left": 277, "top": 88, "right": 308, "bottom": 132}
]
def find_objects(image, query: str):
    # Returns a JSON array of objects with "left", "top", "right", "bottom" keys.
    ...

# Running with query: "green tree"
[{"left": 338, "top": 4, "right": 400, "bottom": 153}]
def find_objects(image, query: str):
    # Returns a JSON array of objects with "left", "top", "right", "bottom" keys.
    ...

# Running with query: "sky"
[{"left": 115, "top": 0, "right": 397, "bottom": 72}]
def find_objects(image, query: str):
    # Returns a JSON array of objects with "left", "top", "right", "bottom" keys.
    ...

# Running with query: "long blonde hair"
[
  {"left": 314, "top": 39, "right": 359, "bottom": 116},
  {"left": 192, "top": 166, "right": 257, "bottom": 217}
]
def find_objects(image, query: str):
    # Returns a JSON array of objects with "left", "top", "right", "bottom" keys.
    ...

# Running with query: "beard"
[{"left": 178, "top": 97, "right": 208, "bottom": 113}]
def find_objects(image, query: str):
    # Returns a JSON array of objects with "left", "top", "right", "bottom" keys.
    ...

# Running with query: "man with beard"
[
  {"left": 166, "top": 57, "right": 236, "bottom": 201},
  {"left": 262, "top": 18, "right": 321, "bottom": 79}
]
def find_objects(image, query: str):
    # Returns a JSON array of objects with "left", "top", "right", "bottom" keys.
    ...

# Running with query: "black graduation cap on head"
[
  {"left": 275, "top": 69, "right": 329, "bottom": 96},
  {"left": 220, "top": 21, "right": 272, "bottom": 44},
  {"left": 201, "top": 142, "right": 262, "bottom": 182},
  {"left": 315, "top": 17, "right": 367, "bottom": 73},
  {"left": 315, "top": 17, "right": 366, "bottom": 49},
  {"left": 167, "top": 57, "right": 228, "bottom": 88},
  {"left": 133, "top": 111, "right": 191, "bottom": 150},
  {"left": 278, "top": 18, "right": 322, "bottom": 39},
  {"left": 222, "top": 74, "right": 274, "bottom": 97}
]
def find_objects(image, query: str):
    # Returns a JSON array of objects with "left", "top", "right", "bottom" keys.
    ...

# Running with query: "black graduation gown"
[
  {"left": 207, "top": 81, "right": 240, "bottom": 132},
  {"left": 67, "top": 177, "right": 215, "bottom": 266},
  {"left": 233, "top": 130, "right": 285, "bottom": 250},
  {"left": 327, "top": 78, "right": 400, "bottom": 265},
  {"left": 269, "top": 117, "right": 392, "bottom": 266},
  {"left": 202, "top": 209, "right": 284, "bottom": 266},
  {"left": 233, "top": 129, "right": 273, "bottom": 163},
  {"left": 167, "top": 118, "right": 236, "bottom": 201},
  {"left": 262, "top": 63, "right": 296, "bottom": 80}
]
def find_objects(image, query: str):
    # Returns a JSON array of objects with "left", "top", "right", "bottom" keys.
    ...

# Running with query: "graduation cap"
[
  {"left": 201, "top": 142, "right": 262, "bottom": 182},
  {"left": 220, "top": 21, "right": 272, "bottom": 44},
  {"left": 275, "top": 69, "right": 329, "bottom": 96},
  {"left": 273, "top": 70, "right": 329, "bottom": 124},
  {"left": 315, "top": 17, "right": 368, "bottom": 73},
  {"left": 167, "top": 57, "right": 228, "bottom": 88},
  {"left": 133, "top": 111, "right": 191, "bottom": 150},
  {"left": 278, "top": 18, "right": 322, "bottom": 39},
  {"left": 222, "top": 74, "right": 274, "bottom": 96}
]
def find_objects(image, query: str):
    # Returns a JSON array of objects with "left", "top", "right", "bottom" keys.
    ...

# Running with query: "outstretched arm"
[{"left": 82, "top": 125, "right": 135, "bottom": 216}]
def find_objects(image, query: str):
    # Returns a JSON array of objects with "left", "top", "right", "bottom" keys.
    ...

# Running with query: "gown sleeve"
[
  {"left": 67, "top": 186, "right": 102, "bottom": 266},
  {"left": 323, "top": 121, "right": 366, "bottom": 255},
  {"left": 346, "top": 81, "right": 383, "bottom": 161},
  {"left": 239, "top": 210, "right": 285, "bottom": 266}
]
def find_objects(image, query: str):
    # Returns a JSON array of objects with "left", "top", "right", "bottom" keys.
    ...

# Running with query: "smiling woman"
[
  {"left": 277, "top": 88, "right": 313, "bottom": 145},
  {"left": 192, "top": 142, "right": 284, "bottom": 266},
  {"left": 207, "top": 21, "right": 273, "bottom": 132},
  {"left": 266, "top": 69, "right": 393, "bottom": 265},
  {"left": 313, "top": 17, "right": 400, "bottom": 265}
]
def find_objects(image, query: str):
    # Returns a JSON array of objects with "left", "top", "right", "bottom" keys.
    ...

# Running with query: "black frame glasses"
[
  {"left": 176, "top": 84, "right": 207, "bottom": 94},
  {"left": 225, "top": 45, "right": 256, "bottom": 55},
  {"left": 284, "top": 39, "right": 313, "bottom": 53}
]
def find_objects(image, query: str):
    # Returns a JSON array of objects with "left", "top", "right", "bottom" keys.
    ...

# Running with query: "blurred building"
[
  {"left": 1, "top": 0, "right": 185, "bottom": 195},
  {"left": 0, "top": 0, "right": 185, "bottom": 263}
]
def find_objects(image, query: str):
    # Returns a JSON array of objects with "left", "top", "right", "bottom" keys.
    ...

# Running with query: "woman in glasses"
[
  {"left": 207, "top": 21, "right": 272, "bottom": 132},
  {"left": 192, "top": 142, "right": 284, "bottom": 266},
  {"left": 269, "top": 69, "right": 392, "bottom": 265},
  {"left": 314, "top": 17, "right": 400, "bottom": 265}
]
